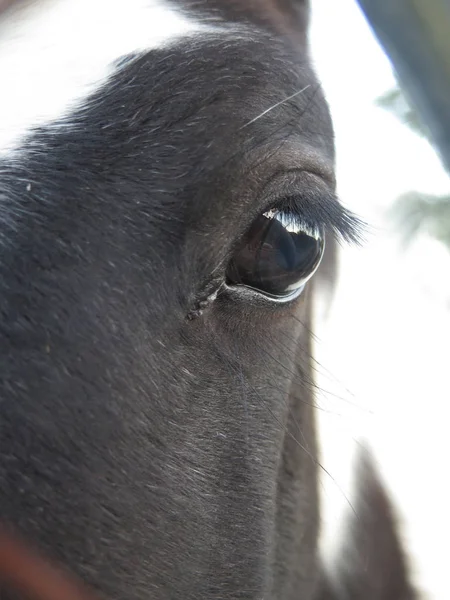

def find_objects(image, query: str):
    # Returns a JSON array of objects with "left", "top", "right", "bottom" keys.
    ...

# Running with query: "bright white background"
[{"left": 310, "top": 2, "right": 450, "bottom": 598}]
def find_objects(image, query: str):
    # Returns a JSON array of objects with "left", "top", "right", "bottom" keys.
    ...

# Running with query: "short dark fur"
[{"left": 0, "top": 1, "right": 415, "bottom": 599}]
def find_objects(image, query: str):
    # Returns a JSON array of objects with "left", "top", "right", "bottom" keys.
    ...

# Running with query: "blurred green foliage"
[
  {"left": 376, "top": 87, "right": 425, "bottom": 137},
  {"left": 376, "top": 87, "right": 450, "bottom": 251}
]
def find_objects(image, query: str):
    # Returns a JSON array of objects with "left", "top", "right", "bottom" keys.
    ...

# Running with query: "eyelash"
[{"left": 276, "top": 193, "right": 365, "bottom": 246}]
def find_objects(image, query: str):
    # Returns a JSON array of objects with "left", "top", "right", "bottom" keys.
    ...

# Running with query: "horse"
[{"left": 0, "top": 1, "right": 416, "bottom": 598}]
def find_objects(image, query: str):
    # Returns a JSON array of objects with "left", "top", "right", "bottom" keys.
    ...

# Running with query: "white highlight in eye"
[
  {"left": 0, "top": 0, "right": 211, "bottom": 153},
  {"left": 263, "top": 209, "right": 322, "bottom": 238}
]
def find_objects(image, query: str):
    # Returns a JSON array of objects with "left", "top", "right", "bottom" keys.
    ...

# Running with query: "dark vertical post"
[{"left": 356, "top": 0, "right": 450, "bottom": 174}]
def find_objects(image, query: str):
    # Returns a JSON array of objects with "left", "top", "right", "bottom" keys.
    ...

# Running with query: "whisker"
[
  {"left": 214, "top": 330, "right": 359, "bottom": 520},
  {"left": 256, "top": 333, "right": 355, "bottom": 412},
  {"left": 241, "top": 85, "right": 311, "bottom": 129},
  {"left": 249, "top": 368, "right": 358, "bottom": 520},
  {"left": 285, "top": 313, "right": 374, "bottom": 413}
]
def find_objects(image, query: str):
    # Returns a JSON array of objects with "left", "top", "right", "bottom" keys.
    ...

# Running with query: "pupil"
[{"left": 227, "top": 211, "right": 324, "bottom": 297}]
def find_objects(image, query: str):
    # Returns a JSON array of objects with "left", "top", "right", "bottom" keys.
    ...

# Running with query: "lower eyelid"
[{"left": 221, "top": 281, "right": 306, "bottom": 304}]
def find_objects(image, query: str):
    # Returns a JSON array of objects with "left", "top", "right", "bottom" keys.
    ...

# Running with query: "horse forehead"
[
  {"left": 0, "top": 0, "right": 314, "bottom": 158},
  {"left": 0, "top": 0, "right": 217, "bottom": 153}
]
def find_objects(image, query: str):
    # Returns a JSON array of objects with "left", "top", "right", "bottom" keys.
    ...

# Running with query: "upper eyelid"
[
  {"left": 254, "top": 168, "right": 364, "bottom": 245},
  {"left": 191, "top": 169, "right": 365, "bottom": 289}
]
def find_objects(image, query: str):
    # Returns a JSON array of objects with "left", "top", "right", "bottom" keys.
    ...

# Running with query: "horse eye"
[{"left": 226, "top": 209, "right": 325, "bottom": 300}]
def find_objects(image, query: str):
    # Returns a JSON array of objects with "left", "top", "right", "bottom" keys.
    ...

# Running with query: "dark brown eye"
[{"left": 226, "top": 209, "right": 325, "bottom": 299}]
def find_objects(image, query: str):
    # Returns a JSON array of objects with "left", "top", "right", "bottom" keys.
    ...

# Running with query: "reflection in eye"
[{"left": 226, "top": 209, "right": 325, "bottom": 299}]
